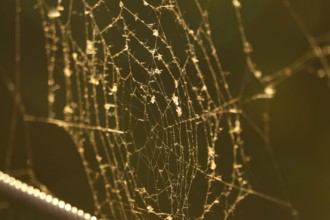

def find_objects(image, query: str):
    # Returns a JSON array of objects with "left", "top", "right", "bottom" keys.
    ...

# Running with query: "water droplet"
[
  {"left": 155, "top": 54, "right": 162, "bottom": 60},
  {"left": 111, "top": 84, "right": 118, "bottom": 93},
  {"left": 192, "top": 57, "right": 199, "bottom": 63},
  {"left": 47, "top": 8, "right": 61, "bottom": 19},
  {"left": 89, "top": 75, "right": 101, "bottom": 85},
  {"left": 63, "top": 105, "right": 73, "bottom": 114},
  {"left": 147, "top": 205, "right": 154, "bottom": 212},
  {"left": 176, "top": 106, "right": 182, "bottom": 116},
  {"left": 72, "top": 52, "right": 78, "bottom": 60},
  {"left": 154, "top": 68, "right": 161, "bottom": 74},
  {"left": 86, "top": 40, "right": 96, "bottom": 55},
  {"left": 210, "top": 160, "right": 216, "bottom": 170},
  {"left": 104, "top": 103, "right": 111, "bottom": 110},
  {"left": 174, "top": 80, "right": 178, "bottom": 88},
  {"left": 232, "top": 0, "right": 241, "bottom": 8},
  {"left": 96, "top": 155, "right": 102, "bottom": 162},
  {"left": 48, "top": 94, "right": 55, "bottom": 103},
  {"left": 264, "top": 86, "right": 276, "bottom": 97},
  {"left": 230, "top": 119, "right": 241, "bottom": 134},
  {"left": 64, "top": 67, "right": 72, "bottom": 77},
  {"left": 165, "top": 216, "right": 173, "bottom": 220},
  {"left": 317, "top": 69, "right": 326, "bottom": 78},
  {"left": 254, "top": 70, "right": 262, "bottom": 78},
  {"left": 243, "top": 42, "right": 253, "bottom": 53},
  {"left": 150, "top": 95, "right": 156, "bottom": 104},
  {"left": 172, "top": 95, "right": 179, "bottom": 105},
  {"left": 152, "top": 29, "right": 159, "bottom": 37}
]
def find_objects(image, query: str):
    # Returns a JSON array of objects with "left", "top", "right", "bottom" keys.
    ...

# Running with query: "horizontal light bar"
[{"left": 0, "top": 171, "right": 97, "bottom": 220}]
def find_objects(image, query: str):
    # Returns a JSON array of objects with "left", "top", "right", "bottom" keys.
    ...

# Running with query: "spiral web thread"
[{"left": 14, "top": 0, "right": 330, "bottom": 219}]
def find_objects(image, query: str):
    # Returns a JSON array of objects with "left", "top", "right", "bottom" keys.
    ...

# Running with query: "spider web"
[
  {"left": 35, "top": 0, "right": 255, "bottom": 219},
  {"left": 2, "top": 0, "right": 330, "bottom": 219}
]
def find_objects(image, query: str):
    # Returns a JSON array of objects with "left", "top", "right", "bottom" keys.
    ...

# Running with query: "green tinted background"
[{"left": 0, "top": 0, "right": 329, "bottom": 219}]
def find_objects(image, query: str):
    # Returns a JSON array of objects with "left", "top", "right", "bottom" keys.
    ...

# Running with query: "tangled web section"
[{"left": 18, "top": 0, "right": 330, "bottom": 219}]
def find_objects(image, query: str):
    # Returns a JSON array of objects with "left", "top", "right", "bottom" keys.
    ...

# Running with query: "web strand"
[{"left": 2, "top": 0, "right": 329, "bottom": 219}]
